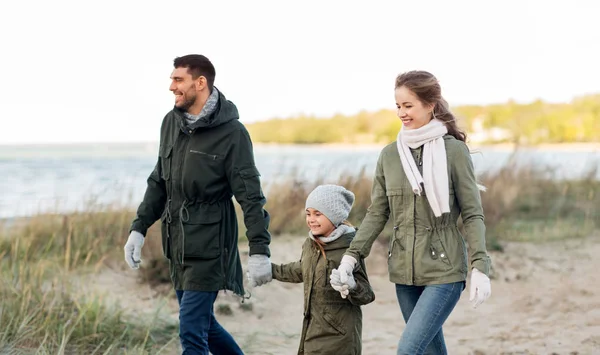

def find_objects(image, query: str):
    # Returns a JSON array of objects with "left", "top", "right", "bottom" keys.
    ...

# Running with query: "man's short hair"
[{"left": 173, "top": 54, "right": 216, "bottom": 91}]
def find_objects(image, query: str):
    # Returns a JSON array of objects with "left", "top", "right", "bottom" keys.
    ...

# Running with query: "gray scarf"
[
  {"left": 309, "top": 224, "right": 355, "bottom": 244},
  {"left": 183, "top": 87, "right": 220, "bottom": 126}
]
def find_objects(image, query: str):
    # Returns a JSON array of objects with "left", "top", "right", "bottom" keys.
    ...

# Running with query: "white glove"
[
  {"left": 247, "top": 254, "right": 272, "bottom": 287},
  {"left": 469, "top": 267, "right": 491, "bottom": 308},
  {"left": 124, "top": 231, "right": 145, "bottom": 269},
  {"left": 330, "top": 268, "right": 356, "bottom": 299},
  {"left": 338, "top": 255, "right": 357, "bottom": 284}
]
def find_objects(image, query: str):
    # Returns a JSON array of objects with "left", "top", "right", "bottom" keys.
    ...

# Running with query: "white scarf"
[{"left": 397, "top": 119, "right": 450, "bottom": 217}]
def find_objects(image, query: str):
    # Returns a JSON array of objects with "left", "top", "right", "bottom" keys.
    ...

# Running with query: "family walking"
[{"left": 123, "top": 54, "right": 492, "bottom": 355}]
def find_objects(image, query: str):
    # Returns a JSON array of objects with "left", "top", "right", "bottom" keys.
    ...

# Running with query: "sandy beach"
[{"left": 91, "top": 234, "right": 600, "bottom": 354}]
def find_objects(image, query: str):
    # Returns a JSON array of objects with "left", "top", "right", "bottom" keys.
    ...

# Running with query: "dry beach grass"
[{"left": 0, "top": 161, "right": 598, "bottom": 354}]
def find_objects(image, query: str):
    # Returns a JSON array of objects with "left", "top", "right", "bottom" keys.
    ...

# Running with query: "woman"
[{"left": 331, "top": 70, "right": 492, "bottom": 355}]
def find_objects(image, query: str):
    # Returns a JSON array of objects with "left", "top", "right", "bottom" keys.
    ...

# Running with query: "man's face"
[{"left": 169, "top": 67, "right": 197, "bottom": 111}]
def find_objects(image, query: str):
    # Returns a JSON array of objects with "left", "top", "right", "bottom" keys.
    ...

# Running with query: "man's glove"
[
  {"left": 247, "top": 254, "right": 272, "bottom": 287},
  {"left": 124, "top": 231, "right": 145, "bottom": 269},
  {"left": 469, "top": 267, "right": 491, "bottom": 308}
]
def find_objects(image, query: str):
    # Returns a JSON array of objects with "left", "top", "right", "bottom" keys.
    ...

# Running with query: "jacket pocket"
[
  {"left": 239, "top": 166, "right": 264, "bottom": 200},
  {"left": 323, "top": 311, "right": 347, "bottom": 336},
  {"left": 386, "top": 189, "right": 404, "bottom": 222},
  {"left": 390, "top": 225, "right": 407, "bottom": 254},
  {"left": 430, "top": 235, "right": 453, "bottom": 269},
  {"left": 159, "top": 145, "right": 173, "bottom": 181},
  {"left": 447, "top": 226, "right": 468, "bottom": 273},
  {"left": 189, "top": 149, "right": 220, "bottom": 160},
  {"left": 388, "top": 227, "right": 407, "bottom": 283},
  {"left": 181, "top": 206, "right": 222, "bottom": 259}
]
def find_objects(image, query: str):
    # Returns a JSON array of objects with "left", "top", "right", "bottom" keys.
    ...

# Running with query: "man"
[{"left": 124, "top": 54, "right": 272, "bottom": 354}]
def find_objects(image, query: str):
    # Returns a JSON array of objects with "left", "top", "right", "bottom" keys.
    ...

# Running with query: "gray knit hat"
[{"left": 305, "top": 184, "right": 355, "bottom": 227}]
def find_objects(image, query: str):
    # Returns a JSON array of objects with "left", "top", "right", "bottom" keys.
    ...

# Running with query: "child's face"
[{"left": 306, "top": 208, "right": 335, "bottom": 237}]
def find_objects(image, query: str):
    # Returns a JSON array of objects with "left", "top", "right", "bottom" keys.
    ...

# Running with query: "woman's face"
[
  {"left": 395, "top": 85, "right": 434, "bottom": 130},
  {"left": 306, "top": 208, "right": 335, "bottom": 237}
]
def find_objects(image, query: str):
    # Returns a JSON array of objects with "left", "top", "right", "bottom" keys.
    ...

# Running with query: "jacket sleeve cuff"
[
  {"left": 271, "top": 263, "right": 279, "bottom": 280},
  {"left": 472, "top": 257, "right": 491, "bottom": 276},
  {"left": 249, "top": 244, "right": 271, "bottom": 257},
  {"left": 349, "top": 281, "right": 363, "bottom": 295},
  {"left": 129, "top": 222, "right": 147, "bottom": 236},
  {"left": 344, "top": 251, "right": 361, "bottom": 263}
]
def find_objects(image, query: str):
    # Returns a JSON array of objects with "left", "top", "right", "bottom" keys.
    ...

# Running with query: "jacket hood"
[{"left": 174, "top": 88, "right": 239, "bottom": 131}]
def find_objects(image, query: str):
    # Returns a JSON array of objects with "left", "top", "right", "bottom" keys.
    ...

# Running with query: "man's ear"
[{"left": 195, "top": 76, "right": 207, "bottom": 91}]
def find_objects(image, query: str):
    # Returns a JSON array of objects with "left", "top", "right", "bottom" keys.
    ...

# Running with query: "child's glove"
[
  {"left": 330, "top": 268, "right": 356, "bottom": 299},
  {"left": 469, "top": 267, "right": 491, "bottom": 308}
]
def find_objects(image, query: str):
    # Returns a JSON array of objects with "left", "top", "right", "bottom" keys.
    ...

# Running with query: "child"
[{"left": 271, "top": 184, "right": 375, "bottom": 355}]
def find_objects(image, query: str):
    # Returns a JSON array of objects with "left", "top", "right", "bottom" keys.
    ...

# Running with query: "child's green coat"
[{"left": 272, "top": 230, "right": 375, "bottom": 355}]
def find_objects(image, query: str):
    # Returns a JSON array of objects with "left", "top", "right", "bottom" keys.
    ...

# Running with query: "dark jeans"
[
  {"left": 395, "top": 282, "right": 464, "bottom": 355},
  {"left": 176, "top": 290, "right": 244, "bottom": 355}
]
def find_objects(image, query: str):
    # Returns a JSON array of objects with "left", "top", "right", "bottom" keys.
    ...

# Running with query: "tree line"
[{"left": 246, "top": 94, "right": 600, "bottom": 144}]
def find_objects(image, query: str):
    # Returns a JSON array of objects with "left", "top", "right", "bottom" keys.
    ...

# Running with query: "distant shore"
[
  {"left": 2, "top": 141, "right": 598, "bottom": 152},
  {"left": 254, "top": 141, "right": 600, "bottom": 152}
]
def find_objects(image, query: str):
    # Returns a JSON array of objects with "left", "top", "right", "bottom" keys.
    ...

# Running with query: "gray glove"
[
  {"left": 247, "top": 254, "right": 272, "bottom": 287},
  {"left": 330, "top": 268, "right": 356, "bottom": 299},
  {"left": 124, "top": 231, "right": 145, "bottom": 269},
  {"left": 338, "top": 255, "right": 357, "bottom": 284}
]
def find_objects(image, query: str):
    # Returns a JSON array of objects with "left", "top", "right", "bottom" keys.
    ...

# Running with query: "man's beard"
[{"left": 177, "top": 94, "right": 196, "bottom": 112}]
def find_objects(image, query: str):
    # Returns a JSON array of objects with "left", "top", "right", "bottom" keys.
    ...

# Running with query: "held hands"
[
  {"left": 247, "top": 254, "right": 272, "bottom": 287},
  {"left": 330, "top": 269, "right": 356, "bottom": 298},
  {"left": 330, "top": 255, "right": 358, "bottom": 299},
  {"left": 337, "top": 255, "right": 357, "bottom": 284},
  {"left": 469, "top": 267, "right": 491, "bottom": 308},
  {"left": 124, "top": 231, "right": 145, "bottom": 269}
]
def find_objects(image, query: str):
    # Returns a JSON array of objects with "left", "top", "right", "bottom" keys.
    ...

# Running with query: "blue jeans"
[
  {"left": 395, "top": 282, "right": 464, "bottom": 355},
  {"left": 176, "top": 290, "right": 244, "bottom": 355}
]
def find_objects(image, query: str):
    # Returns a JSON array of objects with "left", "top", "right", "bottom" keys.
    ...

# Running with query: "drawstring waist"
[
  {"left": 179, "top": 200, "right": 190, "bottom": 265},
  {"left": 165, "top": 199, "right": 173, "bottom": 223},
  {"left": 164, "top": 197, "right": 232, "bottom": 265},
  {"left": 163, "top": 199, "right": 191, "bottom": 265}
]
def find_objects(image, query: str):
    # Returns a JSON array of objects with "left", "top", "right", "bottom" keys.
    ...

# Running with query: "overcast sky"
[{"left": 1, "top": 0, "right": 598, "bottom": 144}]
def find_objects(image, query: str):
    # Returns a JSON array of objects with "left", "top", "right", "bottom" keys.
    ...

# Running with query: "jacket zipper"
[
  {"left": 166, "top": 142, "right": 176, "bottom": 285},
  {"left": 412, "top": 194, "right": 416, "bottom": 285},
  {"left": 305, "top": 247, "right": 318, "bottom": 317},
  {"left": 179, "top": 136, "right": 192, "bottom": 265},
  {"left": 411, "top": 147, "right": 423, "bottom": 285},
  {"left": 221, "top": 247, "right": 228, "bottom": 289},
  {"left": 165, "top": 147, "right": 173, "bottom": 261},
  {"left": 189, "top": 149, "right": 218, "bottom": 160}
]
